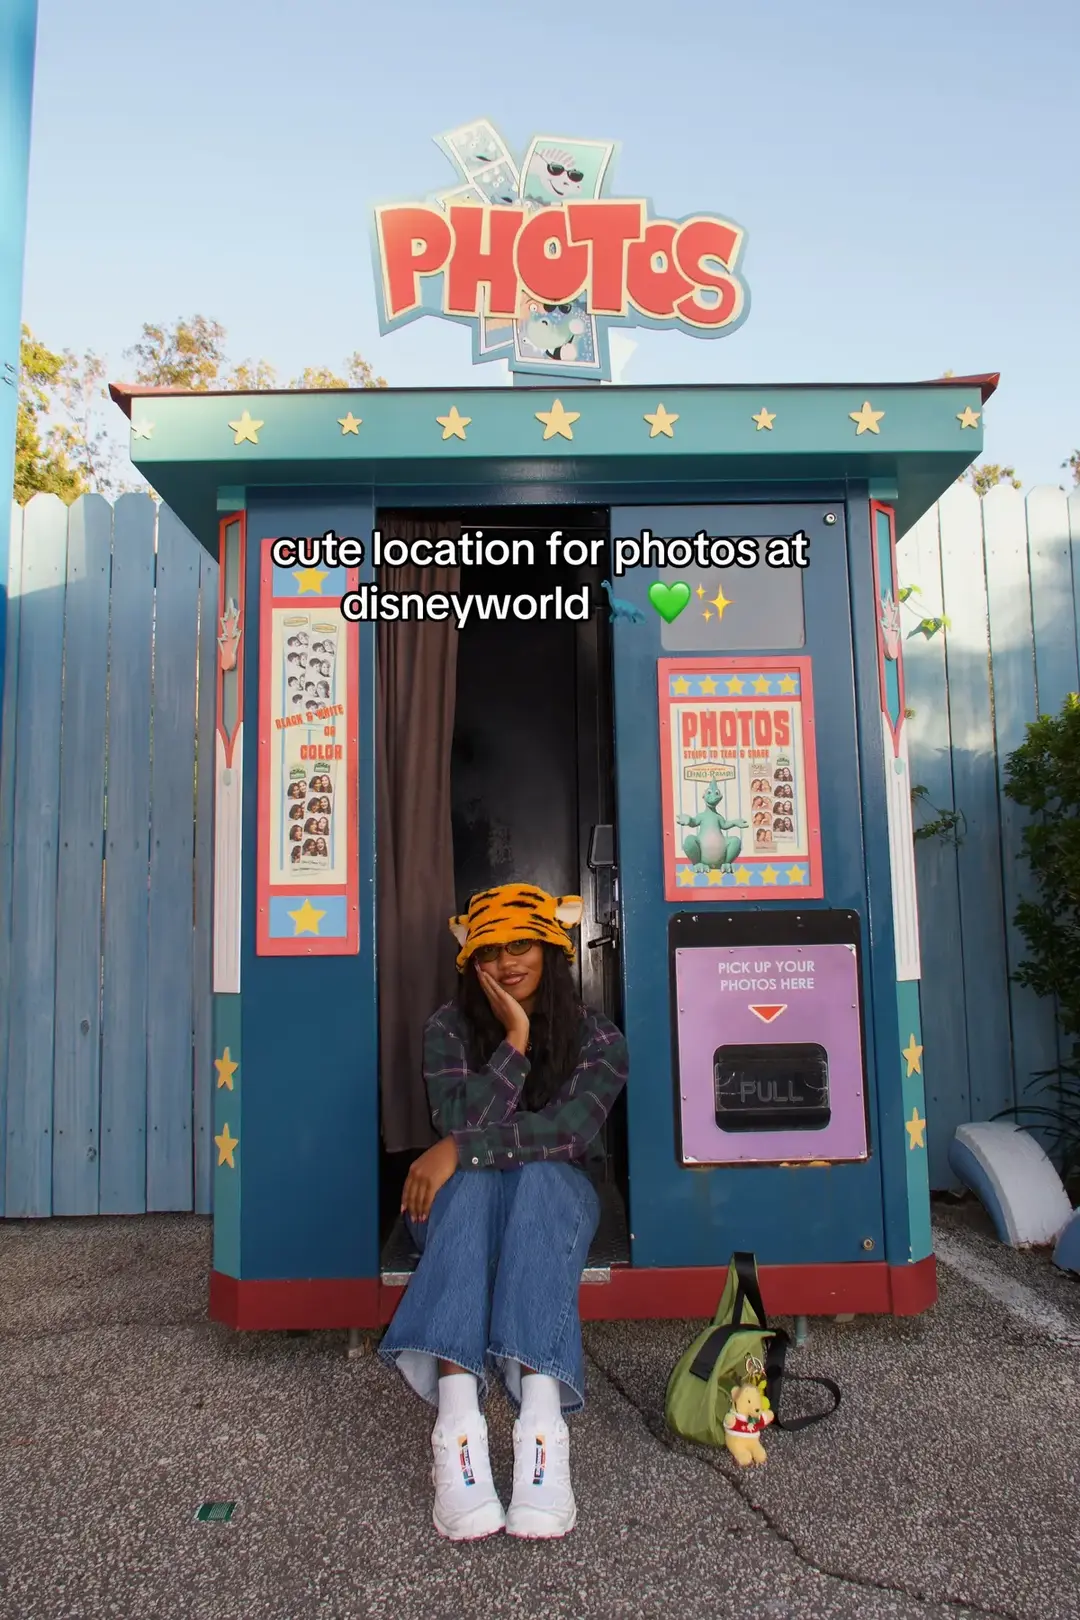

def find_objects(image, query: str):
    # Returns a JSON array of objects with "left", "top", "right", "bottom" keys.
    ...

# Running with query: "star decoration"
[
  {"left": 752, "top": 408, "right": 775, "bottom": 431},
  {"left": 849, "top": 401, "right": 884, "bottom": 436},
  {"left": 906, "top": 1107, "right": 927, "bottom": 1150},
  {"left": 957, "top": 406, "right": 981, "bottom": 429},
  {"left": 338, "top": 412, "right": 362, "bottom": 435},
  {"left": 702, "top": 610, "right": 713, "bottom": 622},
  {"left": 710, "top": 587, "right": 733, "bottom": 619},
  {"left": 785, "top": 866, "right": 805, "bottom": 884},
  {"left": 644, "top": 404, "right": 679, "bottom": 438},
  {"left": 902, "top": 1034, "right": 923, "bottom": 1076},
  {"left": 215, "top": 1123, "right": 239, "bottom": 1168},
  {"left": 293, "top": 568, "right": 328, "bottom": 595},
  {"left": 707, "top": 868, "right": 725, "bottom": 885},
  {"left": 734, "top": 867, "right": 752, "bottom": 885},
  {"left": 214, "top": 1048, "right": 239, "bottom": 1090},
  {"left": 725, "top": 676, "right": 745, "bottom": 694},
  {"left": 678, "top": 866, "right": 695, "bottom": 885},
  {"left": 229, "top": 410, "right": 264, "bottom": 445},
  {"left": 437, "top": 406, "right": 471, "bottom": 441},
  {"left": 536, "top": 399, "right": 580, "bottom": 441},
  {"left": 132, "top": 420, "right": 154, "bottom": 441},
  {"left": 761, "top": 866, "right": 779, "bottom": 885},
  {"left": 695, "top": 585, "right": 706, "bottom": 599},
  {"left": 752, "top": 676, "right": 771, "bottom": 694},
  {"left": 288, "top": 897, "right": 326, "bottom": 935},
  {"left": 698, "top": 677, "right": 719, "bottom": 694},
  {"left": 778, "top": 675, "right": 798, "bottom": 694},
  {"left": 671, "top": 676, "right": 691, "bottom": 695}
]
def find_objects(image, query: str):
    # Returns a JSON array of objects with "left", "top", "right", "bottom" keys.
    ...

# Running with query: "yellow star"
[
  {"left": 849, "top": 400, "right": 884, "bottom": 435},
  {"left": 702, "top": 609, "right": 713, "bottom": 622},
  {"left": 536, "top": 398, "right": 580, "bottom": 440},
  {"left": 338, "top": 412, "right": 362, "bottom": 435},
  {"left": 228, "top": 410, "right": 264, "bottom": 445},
  {"left": 437, "top": 406, "right": 471, "bottom": 441},
  {"left": 214, "top": 1048, "right": 238, "bottom": 1090},
  {"left": 707, "top": 868, "right": 725, "bottom": 885},
  {"left": 752, "top": 407, "right": 775, "bottom": 430},
  {"left": 752, "top": 676, "right": 771, "bottom": 694},
  {"left": 778, "top": 675, "right": 798, "bottom": 694},
  {"left": 678, "top": 866, "right": 695, "bottom": 885},
  {"left": 215, "top": 1123, "right": 239, "bottom": 1168},
  {"left": 288, "top": 897, "right": 326, "bottom": 935},
  {"left": 761, "top": 866, "right": 779, "bottom": 885},
  {"left": 293, "top": 568, "right": 328, "bottom": 595},
  {"left": 957, "top": 406, "right": 981, "bottom": 429},
  {"left": 132, "top": 420, "right": 154, "bottom": 441},
  {"left": 695, "top": 584, "right": 706, "bottom": 599},
  {"left": 785, "top": 865, "right": 805, "bottom": 884},
  {"left": 725, "top": 676, "right": 745, "bottom": 694},
  {"left": 644, "top": 404, "right": 679, "bottom": 438},
  {"left": 698, "top": 676, "right": 719, "bottom": 694},
  {"left": 906, "top": 1107, "right": 927, "bottom": 1150},
  {"left": 734, "top": 866, "right": 752, "bottom": 885},
  {"left": 671, "top": 676, "right": 691, "bottom": 695},
  {"left": 710, "top": 587, "right": 733, "bottom": 619},
  {"left": 902, "top": 1034, "right": 924, "bottom": 1076}
]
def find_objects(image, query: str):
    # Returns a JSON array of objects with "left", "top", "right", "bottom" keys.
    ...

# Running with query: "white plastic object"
[{"left": 948, "top": 1122, "right": 1073, "bottom": 1247}]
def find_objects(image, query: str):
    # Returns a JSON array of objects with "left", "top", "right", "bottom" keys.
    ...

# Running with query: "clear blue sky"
[{"left": 21, "top": 0, "right": 1080, "bottom": 489}]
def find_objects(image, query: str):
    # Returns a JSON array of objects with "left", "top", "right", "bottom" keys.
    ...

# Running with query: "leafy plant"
[
  {"left": 911, "top": 785, "right": 965, "bottom": 846},
  {"left": 996, "top": 692, "right": 1080, "bottom": 1191}
]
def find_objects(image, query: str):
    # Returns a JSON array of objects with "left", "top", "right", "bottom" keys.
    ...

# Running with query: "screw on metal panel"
[
  {"left": 80, "top": 1019, "right": 90, "bottom": 1034},
  {"left": 862, "top": 1238, "right": 875, "bottom": 1251},
  {"left": 824, "top": 513, "right": 837, "bottom": 525}
]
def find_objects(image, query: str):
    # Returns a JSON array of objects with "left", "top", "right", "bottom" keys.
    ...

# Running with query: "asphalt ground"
[{"left": 1, "top": 1199, "right": 1078, "bottom": 1620}]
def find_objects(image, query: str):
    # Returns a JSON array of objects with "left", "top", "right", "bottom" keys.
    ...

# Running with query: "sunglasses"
[
  {"left": 542, "top": 302, "right": 575, "bottom": 315},
  {"left": 473, "top": 939, "right": 538, "bottom": 964},
  {"left": 546, "top": 163, "right": 584, "bottom": 183}
]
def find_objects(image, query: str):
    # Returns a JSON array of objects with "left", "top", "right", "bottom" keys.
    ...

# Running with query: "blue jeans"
[{"left": 379, "top": 1163, "right": 601, "bottom": 1416}]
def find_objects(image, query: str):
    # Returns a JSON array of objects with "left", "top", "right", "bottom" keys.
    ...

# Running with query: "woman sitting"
[{"left": 379, "top": 882, "right": 629, "bottom": 1543}]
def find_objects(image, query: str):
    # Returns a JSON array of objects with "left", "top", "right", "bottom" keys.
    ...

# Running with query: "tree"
[
  {"left": 125, "top": 316, "right": 388, "bottom": 392},
  {"left": 964, "top": 463, "right": 1022, "bottom": 497},
  {"left": 1062, "top": 451, "right": 1080, "bottom": 487}
]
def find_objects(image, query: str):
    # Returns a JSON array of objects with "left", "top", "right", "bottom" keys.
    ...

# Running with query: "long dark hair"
[{"left": 457, "top": 942, "right": 585, "bottom": 1112}]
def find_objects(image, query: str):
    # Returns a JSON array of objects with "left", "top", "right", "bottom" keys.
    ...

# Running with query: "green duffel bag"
[{"left": 664, "top": 1251, "right": 841, "bottom": 1448}]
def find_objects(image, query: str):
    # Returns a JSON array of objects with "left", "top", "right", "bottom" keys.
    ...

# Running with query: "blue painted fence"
[
  {"left": 0, "top": 493, "right": 217, "bottom": 1218},
  {"left": 902, "top": 482, "right": 1080, "bottom": 1190},
  {"left": 3, "top": 483, "right": 1077, "bottom": 1214}
]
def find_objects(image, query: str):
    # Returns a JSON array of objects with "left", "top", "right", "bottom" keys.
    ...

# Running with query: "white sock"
[
  {"left": 437, "top": 1372, "right": 480, "bottom": 1424},
  {"left": 519, "top": 1373, "right": 562, "bottom": 1428}
]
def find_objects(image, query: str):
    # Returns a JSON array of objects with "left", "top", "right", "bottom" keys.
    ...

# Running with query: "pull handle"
[{"left": 588, "top": 933, "right": 615, "bottom": 949}]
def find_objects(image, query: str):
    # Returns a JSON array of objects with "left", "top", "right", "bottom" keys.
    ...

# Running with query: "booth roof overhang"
[{"left": 109, "top": 374, "right": 999, "bottom": 556}]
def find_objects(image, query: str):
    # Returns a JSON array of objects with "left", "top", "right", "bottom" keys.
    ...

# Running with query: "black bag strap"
[
  {"left": 764, "top": 1329, "right": 842, "bottom": 1432},
  {"left": 688, "top": 1322, "right": 774, "bottom": 1383},
  {"left": 730, "top": 1251, "right": 768, "bottom": 1331}
]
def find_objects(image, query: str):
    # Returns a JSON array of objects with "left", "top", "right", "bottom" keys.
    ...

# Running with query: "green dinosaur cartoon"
[{"left": 676, "top": 778, "right": 749, "bottom": 874}]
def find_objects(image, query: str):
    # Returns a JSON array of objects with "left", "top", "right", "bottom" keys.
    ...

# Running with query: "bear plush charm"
[{"left": 723, "top": 1380, "right": 774, "bottom": 1467}]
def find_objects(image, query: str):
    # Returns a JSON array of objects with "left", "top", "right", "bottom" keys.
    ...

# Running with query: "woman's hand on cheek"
[
  {"left": 400, "top": 1135, "right": 460, "bottom": 1223},
  {"left": 475, "top": 964, "right": 530, "bottom": 1050}
]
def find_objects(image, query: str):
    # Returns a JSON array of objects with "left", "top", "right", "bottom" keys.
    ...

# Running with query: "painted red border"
[
  {"left": 657, "top": 655, "right": 824, "bottom": 903},
  {"left": 869, "top": 500, "right": 906, "bottom": 759},
  {"left": 256, "top": 539, "right": 360, "bottom": 956},
  {"left": 216, "top": 512, "right": 246, "bottom": 770},
  {"left": 209, "top": 1256, "right": 937, "bottom": 1331}
]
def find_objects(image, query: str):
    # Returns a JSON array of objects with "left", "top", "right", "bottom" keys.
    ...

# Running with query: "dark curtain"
[{"left": 376, "top": 518, "right": 461, "bottom": 1153}]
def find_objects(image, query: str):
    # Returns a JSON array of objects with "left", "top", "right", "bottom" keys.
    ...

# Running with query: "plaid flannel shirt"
[{"left": 423, "top": 1000, "right": 629, "bottom": 1173}]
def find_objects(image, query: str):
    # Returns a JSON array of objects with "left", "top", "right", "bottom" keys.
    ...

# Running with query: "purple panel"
[{"left": 675, "top": 943, "right": 868, "bottom": 1164}]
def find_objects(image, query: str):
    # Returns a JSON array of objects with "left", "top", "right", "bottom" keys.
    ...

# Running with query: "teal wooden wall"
[
  {"left": 902, "top": 482, "right": 1080, "bottom": 1191},
  {"left": 0, "top": 494, "right": 216, "bottom": 1217},
  {"left": 3, "top": 483, "right": 1079, "bottom": 1216}
]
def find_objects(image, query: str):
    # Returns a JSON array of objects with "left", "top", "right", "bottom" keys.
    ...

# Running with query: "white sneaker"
[
  {"left": 505, "top": 1416, "right": 577, "bottom": 1539},
  {"left": 430, "top": 1417, "right": 505, "bottom": 1542}
]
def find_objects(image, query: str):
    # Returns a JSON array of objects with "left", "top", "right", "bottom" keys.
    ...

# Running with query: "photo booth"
[{"left": 113, "top": 370, "right": 997, "bottom": 1330}]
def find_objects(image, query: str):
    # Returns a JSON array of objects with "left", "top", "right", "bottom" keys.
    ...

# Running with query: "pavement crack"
[{"left": 584, "top": 1345, "right": 1025, "bottom": 1620}]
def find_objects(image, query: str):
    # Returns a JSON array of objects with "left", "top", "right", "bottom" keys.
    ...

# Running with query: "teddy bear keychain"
[{"left": 722, "top": 1353, "right": 775, "bottom": 1468}]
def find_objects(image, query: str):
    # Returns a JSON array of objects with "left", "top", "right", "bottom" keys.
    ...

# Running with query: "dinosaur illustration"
[
  {"left": 600, "top": 580, "right": 647, "bottom": 625},
  {"left": 676, "top": 779, "right": 749, "bottom": 874}
]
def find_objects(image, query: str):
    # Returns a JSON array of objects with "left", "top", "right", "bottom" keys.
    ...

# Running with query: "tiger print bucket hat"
[{"left": 448, "top": 883, "right": 583, "bottom": 972}]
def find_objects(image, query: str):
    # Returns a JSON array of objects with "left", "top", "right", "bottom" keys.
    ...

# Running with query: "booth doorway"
[{"left": 376, "top": 505, "right": 629, "bottom": 1274}]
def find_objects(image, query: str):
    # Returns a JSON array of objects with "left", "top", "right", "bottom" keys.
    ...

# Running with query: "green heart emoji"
[{"left": 648, "top": 581, "right": 691, "bottom": 624}]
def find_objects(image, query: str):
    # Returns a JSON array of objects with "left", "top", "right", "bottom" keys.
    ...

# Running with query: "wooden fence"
[
  {"left": 2, "top": 484, "right": 1078, "bottom": 1215},
  {"left": 902, "top": 482, "right": 1080, "bottom": 1189},
  {"left": 0, "top": 494, "right": 217, "bottom": 1218}
]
